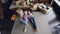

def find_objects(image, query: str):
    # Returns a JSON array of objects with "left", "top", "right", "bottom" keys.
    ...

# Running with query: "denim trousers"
[
  {"left": 29, "top": 17, "right": 37, "bottom": 29},
  {"left": 20, "top": 18, "right": 28, "bottom": 29}
]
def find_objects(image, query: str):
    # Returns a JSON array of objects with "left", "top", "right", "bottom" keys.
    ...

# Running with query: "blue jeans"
[
  {"left": 29, "top": 17, "right": 37, "bottom": 29},
  {"left": 20, "top": 18, "right": 28, "bottom": 29}
]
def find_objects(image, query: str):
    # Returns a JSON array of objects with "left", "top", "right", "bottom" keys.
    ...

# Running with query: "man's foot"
[
  {"left": 23, "top": 28, "right": 26, "bottom": 32},
  {"left": 34, "top": 29, "right": 38, "bottom": 32}
]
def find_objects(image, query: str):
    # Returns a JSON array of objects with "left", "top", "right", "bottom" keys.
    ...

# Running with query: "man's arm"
[
  {"left": 0, "top": 0, "right": 4, "bottom": 19},
  {"left": 50, "top": 0, "right": 54, "bottom": 6}
]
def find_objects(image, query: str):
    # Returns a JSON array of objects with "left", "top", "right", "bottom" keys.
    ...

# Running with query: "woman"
[
  {"left": 20, "top": 11, "right": 29, "bottom": 32},
  {"left": 16, "top": 8, "right": 28, "bottom": 32}
]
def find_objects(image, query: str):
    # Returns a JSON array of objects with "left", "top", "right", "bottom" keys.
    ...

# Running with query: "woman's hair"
[{"left": 27, "top": 8, "right": 32, "bottom": 13}]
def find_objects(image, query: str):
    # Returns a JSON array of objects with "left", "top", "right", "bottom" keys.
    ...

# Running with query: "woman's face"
[{"left": 24, "top": 11, "right": 27, "bottom": 15}]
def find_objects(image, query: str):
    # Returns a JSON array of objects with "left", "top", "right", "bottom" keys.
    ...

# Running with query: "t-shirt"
[
  {"left": 23, "top": 15, "right": 28, "bottom": 21},
  {"left": 29, "top": 13, "right": 34, "bottom": 17}
]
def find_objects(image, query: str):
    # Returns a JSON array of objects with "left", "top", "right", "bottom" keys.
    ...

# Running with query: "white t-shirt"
[{"left": 29, "top": 13, "right": 34, "bottom": 17}]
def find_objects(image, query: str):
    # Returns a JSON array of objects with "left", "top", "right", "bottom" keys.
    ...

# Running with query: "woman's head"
[{"left": 24, "top": 11, "right": 28, "bottom": 15}]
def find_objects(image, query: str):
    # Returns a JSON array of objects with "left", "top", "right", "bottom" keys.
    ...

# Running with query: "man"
[{"left": 0, "top": 0, "right": 17, "bottom": 34}]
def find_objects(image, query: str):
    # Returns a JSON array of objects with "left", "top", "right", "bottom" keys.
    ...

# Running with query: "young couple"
[{"left": 16, "top": 8, "right": 38, "bottom": 32}]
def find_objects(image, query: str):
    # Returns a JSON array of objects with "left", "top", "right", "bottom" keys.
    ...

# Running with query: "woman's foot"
[{"left": 23, "top": 28, "right": 26, "bottom": 32}]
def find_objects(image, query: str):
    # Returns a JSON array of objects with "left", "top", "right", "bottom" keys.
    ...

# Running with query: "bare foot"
[
  {"left": 23, "top": 28, "right": 26, "bottom": 32},
  {"left": 34, "top": 29, "right": 38, "bottom": 32}
]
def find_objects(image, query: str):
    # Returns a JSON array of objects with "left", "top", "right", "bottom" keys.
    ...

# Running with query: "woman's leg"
[
  {"left": 20, "top": 19, "right": 27, "bottom": 32},
  {"left": 23, "top": 24, "right": 26, "bottom": 32},
  {"left": 20, "top": 19, "right": 27, "bottom": 25}
]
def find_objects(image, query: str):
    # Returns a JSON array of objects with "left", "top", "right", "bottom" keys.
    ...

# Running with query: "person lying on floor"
[
  {"left": 16, "top": 8, "right": 38, "bottom": 32},
  {"left": 16, "top": 8, "right": 29, "bottom": 32},
  {"left": 20, "top": 11, "right": 29, "bottom": 32},
  {"left": 28, "top": 11, "right": 38, "bottom": 31}
]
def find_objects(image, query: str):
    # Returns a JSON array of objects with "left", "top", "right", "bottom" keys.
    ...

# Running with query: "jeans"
[
  {"left": 20, "top": 18, "right": 28, "bottom": 29},
  {"left": 29, "top": 17, "right": 37, "bottom": 29}
]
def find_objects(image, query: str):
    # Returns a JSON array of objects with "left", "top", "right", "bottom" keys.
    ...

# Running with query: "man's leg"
[{"left": 29, "top": 17, "right": 37, "bottom": 29}]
